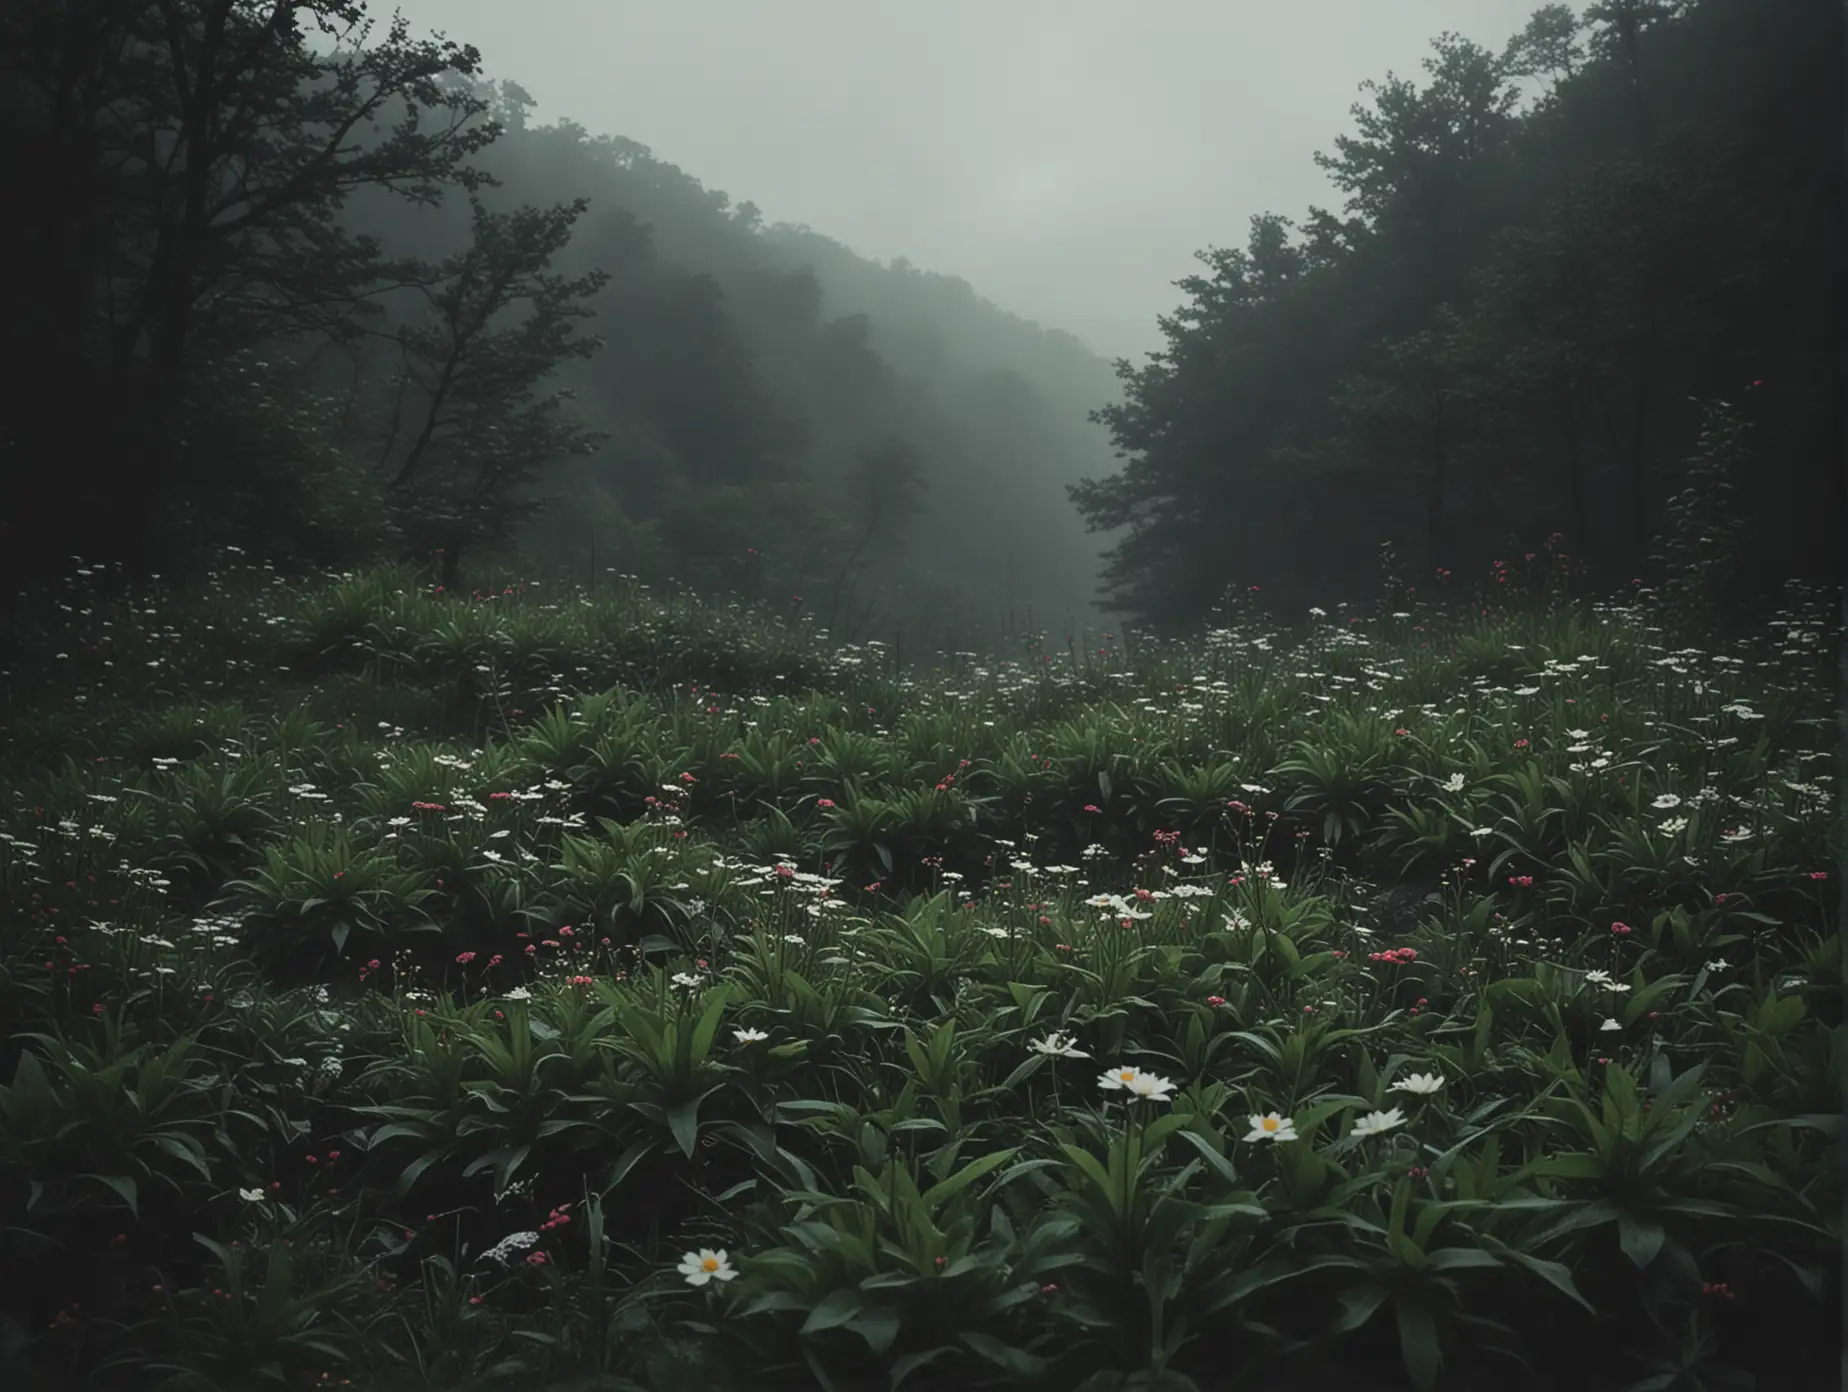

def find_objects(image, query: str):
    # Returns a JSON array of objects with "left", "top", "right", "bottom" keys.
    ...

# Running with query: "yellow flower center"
[
  {"left": 1118, "top": 1071, "right": 1136, "bottom": 1082},
  {"left": 1261, "top": 1117, "right": 1279, "bottom": 1132},
  {"left": 701, "top": 1257, "right": 719, "bottom": 1272}
]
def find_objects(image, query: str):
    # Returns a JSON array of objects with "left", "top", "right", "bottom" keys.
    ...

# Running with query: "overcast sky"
[{"left": 382, "top": 0, "right": 1549, "bottom": 364}]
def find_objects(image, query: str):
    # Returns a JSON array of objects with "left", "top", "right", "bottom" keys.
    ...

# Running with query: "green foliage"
[{"left": 0, "top": 555, "right": 1834, "bottom": 1388}]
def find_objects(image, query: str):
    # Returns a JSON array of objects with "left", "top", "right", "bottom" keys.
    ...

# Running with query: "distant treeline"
[{"left": 0, "top": 1, "right": 1835, "bottom": 645}]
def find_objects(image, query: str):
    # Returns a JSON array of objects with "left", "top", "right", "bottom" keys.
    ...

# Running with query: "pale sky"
[{"left": 381, "top": 0, "right": 1550, "bottom": 362}]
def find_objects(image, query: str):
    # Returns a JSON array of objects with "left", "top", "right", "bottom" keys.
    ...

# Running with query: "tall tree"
[
  {"left": 379, "top": 194, "right": 611, "bottom": 587},
  {"left": 0, "top": 0, "right": 498, "bottom": 575}
]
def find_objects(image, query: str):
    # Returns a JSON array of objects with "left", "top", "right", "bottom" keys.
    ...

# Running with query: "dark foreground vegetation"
[{"left": 0, "top": 557, "right": 1837, "bottom": 1390}]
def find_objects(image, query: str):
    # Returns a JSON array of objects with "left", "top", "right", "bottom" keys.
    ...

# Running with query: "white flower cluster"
[{"left": 478, "top": 1230, "right": 540, "bottom": 1266}]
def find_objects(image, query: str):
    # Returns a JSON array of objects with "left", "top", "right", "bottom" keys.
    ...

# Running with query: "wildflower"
[
  {"left": 1441, "top": 772, "right": 1466, "bottom": 793},
  {"left": 1098, "top": 1066, "right": 1177, "bottom": 1102},
  {"left": 480, "top": 1231, "right": 541, "bottom": 1266},
  {"left": 1030, "top": 1032, "right": 1089, "bottom": 1059},
  {"left": 732, "top": 1028, "right": 769, "bottom": 1044},
  {"left": 1243, "top": 1112, "right": 1298, "bottom": 1143},
  {"left": 1205, "top": 995, "right": 1227, "bottom": 1007},
  {"left": 670, "top": 972, "right": 704, "bottom": 989},
  {"left": 678, "top": 1249, "right": 737, "bottom": 1286},
  {"left": 1351, "top": 1108, "right": 1406, "bottom": 1139},
  {"left": 1388, "top": 1072, "right": 1445, "bottom": 1096},
  {"left": 1652, "top": 794, "right": 1682, "bottom": 810},
  {"left": 1600, "top": 1018, "right": 1622, "bottom": 1032},
  {"left": 238, "top": 1187, "right": 265, "bottom": 1202}
]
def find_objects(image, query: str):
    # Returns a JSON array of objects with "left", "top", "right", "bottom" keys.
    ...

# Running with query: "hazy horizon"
[{"left": 378, "top": 0, "right": 1553, "bottom": 363}]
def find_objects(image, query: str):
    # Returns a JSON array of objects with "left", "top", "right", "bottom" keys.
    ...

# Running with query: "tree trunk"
[{"left": 440, "top": 542, "right": 461, "bottom": 591}]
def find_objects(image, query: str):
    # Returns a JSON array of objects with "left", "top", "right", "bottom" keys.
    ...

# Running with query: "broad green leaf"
[{"left": 800, "top": 1289, "right": 865, "bottom": 1334}]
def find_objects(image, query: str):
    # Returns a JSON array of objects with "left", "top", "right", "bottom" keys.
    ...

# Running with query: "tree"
[
  {"left": 1499, "top": 4, "right": 1587, "bottom": 100},
  {"left": 379, "top": 194, "right": 611, "bottom": 587},
  {"left": 0, "top": 0, "right": 500, "bottom": 575}
]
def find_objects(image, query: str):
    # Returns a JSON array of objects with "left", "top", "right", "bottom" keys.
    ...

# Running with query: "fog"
[{"left": 383, "top": 0, "right": 1545, "bottom": 361}]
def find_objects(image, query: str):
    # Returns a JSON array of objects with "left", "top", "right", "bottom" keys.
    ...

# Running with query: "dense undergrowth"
[{"left": 0, "top": 557, "right": 1838, "bottom": 1391}]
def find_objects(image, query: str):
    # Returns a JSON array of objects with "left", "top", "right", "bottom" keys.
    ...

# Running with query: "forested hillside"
[{"left": 1071, "top": 0, "right": 1839, "bottom": 628}]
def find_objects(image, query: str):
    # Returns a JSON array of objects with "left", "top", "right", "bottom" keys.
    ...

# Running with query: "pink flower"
[{"left": 816, "top": 798, "right": 836, "bottom": 809}]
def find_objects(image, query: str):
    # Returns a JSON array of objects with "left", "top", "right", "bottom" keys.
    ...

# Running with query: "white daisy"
[
  {"left": 677, "top": 1249, "right": 737, "bottom": 1286},
  {"left": 1388, "top": 1072, "right": 1445, "bottom": 1096},
  {"left": 1098, "top": 1065, "right": 1177, "bottom": 1102},
  {"left": 1243, "top": 1112, "right": 1298, "bottom": 1143},
  {"left": 1351, "top": 1108, "right": 1406, "bottom": 1139},
  {"left": 1030, "top": 1032, "right": 1090, "bottom": 1059}
]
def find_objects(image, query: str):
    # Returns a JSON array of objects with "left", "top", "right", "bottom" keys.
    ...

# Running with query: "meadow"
[{"left": 0, "top": 556, "right": 1837, "bottom": 1391}]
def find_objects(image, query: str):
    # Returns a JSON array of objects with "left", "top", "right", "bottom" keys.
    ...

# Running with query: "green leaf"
[
  {"left": 599, "top": 1139, "right": 653, "bottom": 1196},
  {"left": 390, "top": 1146, "right": 453, "bottom": 1199},
  {"left": 1175, "top": 1128, "right": 1240, "bottom": 1187},
  {"left": 1617, "top": 1213, "right": 1665, "bottom": 1270},
  {"left": 1397, "top": 1294, "right": 1443, "bottom": 1391},
  {"left": 1329, "top": 1282, "right": 1390, "bottom": 1335},
  {"left": 962, "top": 1331, "right": 1046, "bottom": 1379},
  {"left": 889, "top": 1346, "right": 955, "bottom": 1390},
  {"left": 1499, "top": 1250, "right": 1596, "bottom": 1315},
  {"left": 88, "top": 1173, "right": 138, "bottom": 1217},
  {"left": 1425, "top": 1247, "right": 1502, "bottom": 1273},
  {"left": 1528, "top": 1151, "right": 1604, "bottom": 1180},
  {"left": 800, "top": 1289, "right": 865, "bottom": 1335},
  {"left": 666, "top": 1098, "right": 701, "bottom": 1159},
  {"left": 691, "top": 989, "right": 729, "bottom": 1060},
  {"left": 150, "top": 1134, "right": 213, "bottom": 1181},
  {"left": 845, "top": 1306, "right": 901, "bottom": 1356},
  {"left": 921, "top": 1147, "right": 1017, "bottom": 1210}
]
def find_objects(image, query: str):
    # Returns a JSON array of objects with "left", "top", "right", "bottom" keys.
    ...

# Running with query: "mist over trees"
[{"left": 0, "top": 0, "right": 1836, "bottom": 649}]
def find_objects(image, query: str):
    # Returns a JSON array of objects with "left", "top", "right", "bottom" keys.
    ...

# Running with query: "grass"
[{"left": 0, "top": 554, "right": 1837, "bottom": 1391}]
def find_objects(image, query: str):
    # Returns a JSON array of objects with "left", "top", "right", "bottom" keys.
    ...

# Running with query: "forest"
[{"left": 0, "top": 2, "right": 1838, "bottom": 1390}]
